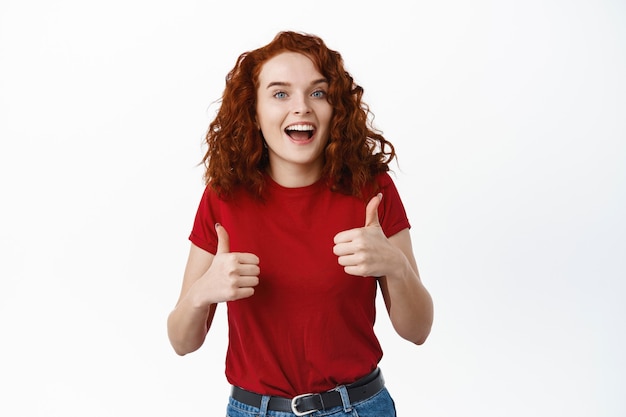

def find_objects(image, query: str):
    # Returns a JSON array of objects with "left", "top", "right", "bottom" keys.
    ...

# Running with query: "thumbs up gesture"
[
  {"left": 201, "top": 223, "right": 260, "bottom": 303},
  {"left": 333, "top": 193, "right": 398, "bottom": 277}
]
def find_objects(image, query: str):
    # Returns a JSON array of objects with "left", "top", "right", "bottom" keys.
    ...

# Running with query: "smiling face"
[{"left": 256, "top": 52, "right": 333, "bottom": 187}]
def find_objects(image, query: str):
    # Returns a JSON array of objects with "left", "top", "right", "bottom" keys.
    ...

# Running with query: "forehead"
[{"left": 258, "top": 52, "right": 325, "bottom": 85}]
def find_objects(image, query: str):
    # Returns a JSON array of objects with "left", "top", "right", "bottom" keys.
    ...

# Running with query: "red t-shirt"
[{"left": 189, "top": 172, "right": 410, "bottom": 396}]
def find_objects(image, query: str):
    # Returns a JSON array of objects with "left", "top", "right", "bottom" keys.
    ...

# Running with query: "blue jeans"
[{"left": 225, "top": 386, "right": 397, "bottom": 417}]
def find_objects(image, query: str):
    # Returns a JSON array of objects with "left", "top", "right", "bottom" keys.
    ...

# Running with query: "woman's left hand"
[{"left": 332, "top": 193, "right": 401, "bottom": 278}]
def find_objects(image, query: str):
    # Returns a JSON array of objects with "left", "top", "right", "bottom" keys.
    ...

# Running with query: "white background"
[{"left": 1, "top": 0, "right": 625, "bottom": 416}]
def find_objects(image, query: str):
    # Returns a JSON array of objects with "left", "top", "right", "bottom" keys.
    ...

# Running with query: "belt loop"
[
  {"left": 258, "top": 395, "right": 270, "bottom": 417},
  {"left": 335, "top": 385, "right": 352, "bottom": 412}
]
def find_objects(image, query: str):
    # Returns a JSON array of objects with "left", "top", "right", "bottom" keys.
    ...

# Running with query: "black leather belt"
[{"left": 231, "top": 368, "right": 385, "bottom": 416}]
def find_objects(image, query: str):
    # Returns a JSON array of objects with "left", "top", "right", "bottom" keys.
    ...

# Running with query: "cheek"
[
  {"left": 257, "top": 103, "right": 284, "bottom": 124},
  {"left": 256, "top": 112, "right": 280, "bottom": 134},
  {"left": 258, "top": 121, "right": 286, "bottom": 144},
  {"left": 320, "top": 110, "right": 334, "bottom": 132},
  {"left": 322, "top": 103, "right": 334, "bottom": 120},
  {"left": 259, "top": 121, "right": 283, "bottom": 138}
]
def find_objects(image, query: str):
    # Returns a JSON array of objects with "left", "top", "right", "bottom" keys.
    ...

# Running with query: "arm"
[
  {"left": 167, "top": 244, "right": 218, "bottom": 356},
  {"left": 167, "top": 225, "right": 260, "bottom": 356},
  {"left": 378, "top": 229, "right": 433, "bottom": 345},
  {"left": 333, "top": 194, "right": 433, "bottom": 345}
]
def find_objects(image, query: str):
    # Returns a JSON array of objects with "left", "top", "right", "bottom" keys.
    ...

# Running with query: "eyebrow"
[{"left": 265, "top": 78, "right": 328, "bottom": 89}]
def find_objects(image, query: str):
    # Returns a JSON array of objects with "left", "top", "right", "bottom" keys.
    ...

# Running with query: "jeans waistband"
[{"left": 230, "top": 368, "right": 385, "bottom": 416}]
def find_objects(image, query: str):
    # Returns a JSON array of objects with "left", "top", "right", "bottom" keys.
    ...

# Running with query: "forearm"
[
  {"left": 381, "top": 258, "right": 433, "bottom": 344},
  {"left": 167, "top": 293, "right": 216, "bottom": 356}
]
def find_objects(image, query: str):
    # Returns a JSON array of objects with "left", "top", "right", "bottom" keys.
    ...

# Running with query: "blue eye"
[
  {"left": 311, "top": 90, "right": 326, "bottom": 98},
  {"left": 274, "top": 91, "right": 287, "bottom": 99}
]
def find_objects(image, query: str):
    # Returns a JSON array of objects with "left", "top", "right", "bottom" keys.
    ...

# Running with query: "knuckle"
[{"left": 224, "top": 287, "right": 238, "bottom": 300}]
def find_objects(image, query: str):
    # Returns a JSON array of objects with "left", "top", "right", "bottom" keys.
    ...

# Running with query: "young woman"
[{"left": 167, "top": 31, "right": 433, "bottom": 417}]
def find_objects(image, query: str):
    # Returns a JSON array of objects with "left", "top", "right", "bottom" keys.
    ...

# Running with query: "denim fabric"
[{"left": 225, "top": 386, "right": 396, "bottom": 417}]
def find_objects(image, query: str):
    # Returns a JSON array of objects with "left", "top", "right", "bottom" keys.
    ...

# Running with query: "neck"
[{"left": 267, "top": 162, "right": 322, "bottom": 188}]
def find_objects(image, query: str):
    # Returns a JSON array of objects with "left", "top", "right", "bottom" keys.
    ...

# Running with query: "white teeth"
[{"left": 285, "top": 124, "right": 314, "bottom": 131}]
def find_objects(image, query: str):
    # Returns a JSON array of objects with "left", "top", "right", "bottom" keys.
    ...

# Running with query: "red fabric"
[{"left": 189, "top": 172, "right": 410, "bottom": 396}]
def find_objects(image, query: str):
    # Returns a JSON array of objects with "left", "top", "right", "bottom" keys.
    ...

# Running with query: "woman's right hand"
[
  {"left": 191, "top": 223, "right": 260, "bottom": 306},
  {"left": 168, "top": 224, "right": 260, "bottom": 355}
]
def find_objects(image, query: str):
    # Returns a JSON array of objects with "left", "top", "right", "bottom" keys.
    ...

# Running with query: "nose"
[{"left": 292, "top": 94, "right": 311, "bottom": 115}]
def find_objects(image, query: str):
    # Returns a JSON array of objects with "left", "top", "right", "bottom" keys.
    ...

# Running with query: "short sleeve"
[
  {"left": 377, "top": 173, "right": 411, "bottom": 237},
  {"left": 188, "top": 185, "right": 220, "bottom": 254}
]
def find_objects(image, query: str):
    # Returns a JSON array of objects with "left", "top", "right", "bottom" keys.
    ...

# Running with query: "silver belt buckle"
[{"left": 290, "top": 393, "right": 318, "bottom": 416}]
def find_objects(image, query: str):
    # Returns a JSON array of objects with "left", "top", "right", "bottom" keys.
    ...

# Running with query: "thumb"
[
  {"left": 215, "top": 223, "right": 230, "bottom": 254},
  {"left": 364, "top": 193, "right": 382, "bottom": 227}
]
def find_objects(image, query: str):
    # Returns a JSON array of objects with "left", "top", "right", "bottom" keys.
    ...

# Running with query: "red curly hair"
[{"left": 202, "top": 31, "right": 396, "bottom": 199}]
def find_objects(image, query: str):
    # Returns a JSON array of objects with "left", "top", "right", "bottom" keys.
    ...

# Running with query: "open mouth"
[{"left": 285, "top": 124, "right": 315, "bottom": 141}]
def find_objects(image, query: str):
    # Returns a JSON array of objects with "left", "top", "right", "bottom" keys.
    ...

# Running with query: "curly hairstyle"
[{"left": 202, "top": 31, "right": 396, "bottom": 199}]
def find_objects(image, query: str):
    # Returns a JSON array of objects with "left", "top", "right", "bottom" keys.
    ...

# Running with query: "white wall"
[{"left": 1, "top": 0, "right": 624, "bottom": 415}]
